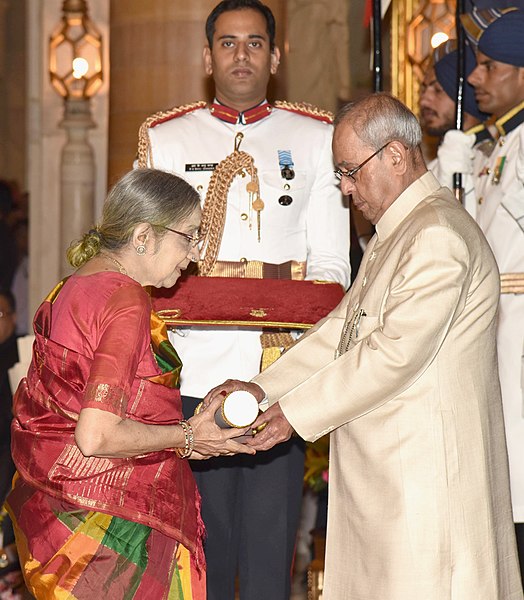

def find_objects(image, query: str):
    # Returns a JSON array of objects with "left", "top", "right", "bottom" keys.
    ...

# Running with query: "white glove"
[{"left": 433, "top": 130, "right": 475, "bottom": 189}]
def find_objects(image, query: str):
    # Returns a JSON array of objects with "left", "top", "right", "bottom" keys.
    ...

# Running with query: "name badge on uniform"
[{"left": 185, "top": 163, "right": 218, "bottom": 172}]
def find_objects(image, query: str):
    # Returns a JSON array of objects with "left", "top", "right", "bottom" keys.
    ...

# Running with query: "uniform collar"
[
  {"left": 467, "top": 101, "right": 524, "bottom": 155},
  {"left": 467, "top": 122, "right": 493, "bottom": 146},
  {"left": 494, "top": 100, "right": 524, "bottom": 137},
  {"left": 209, "top": 99, "right": 272, "bottom": 125}
]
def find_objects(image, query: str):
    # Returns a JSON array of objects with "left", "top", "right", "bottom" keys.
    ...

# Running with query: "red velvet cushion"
[{"left": 152, "top": 276, "right": 344, "bottom": 329}]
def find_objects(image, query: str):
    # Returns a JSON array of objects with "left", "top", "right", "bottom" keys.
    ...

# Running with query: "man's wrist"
[{"left": 258, "top": 393, "right": 269, "bottom": 412}]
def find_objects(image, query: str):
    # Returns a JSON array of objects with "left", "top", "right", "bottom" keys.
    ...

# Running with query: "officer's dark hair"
[{"left": 206, "top": 0, "right": 276, "bottom": 51}]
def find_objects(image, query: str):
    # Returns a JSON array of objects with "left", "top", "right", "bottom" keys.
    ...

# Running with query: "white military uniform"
[
  {"left": 145, "top": 102, "right": 350, "bottom": 394},
  {"left": 142, "top": 100, "right": 350, "bottom": 600},
  {"left": 471, "top": 104, "right": 524, "bottom": 523}
]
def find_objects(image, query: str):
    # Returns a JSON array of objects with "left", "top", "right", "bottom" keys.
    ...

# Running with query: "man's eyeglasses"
[
  {"left": 159, "top": 225, "right": 202, "bottom": 247},
  {"left": 334, "top": 142, "right": 390, "bottom": 183}
]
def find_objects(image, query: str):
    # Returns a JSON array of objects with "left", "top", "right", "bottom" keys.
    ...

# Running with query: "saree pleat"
[{"left": 7, "top": 477, "right": 205, "bottom": 600}]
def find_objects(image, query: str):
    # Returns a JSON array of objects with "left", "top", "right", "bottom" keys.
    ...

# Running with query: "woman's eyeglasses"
[{"left": 156, "top": 225, "right": 202, "bottom": 247}]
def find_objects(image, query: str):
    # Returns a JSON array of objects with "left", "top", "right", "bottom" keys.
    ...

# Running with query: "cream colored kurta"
[{"left": 254, "top": 172, "right": 523, "bottom": 599}]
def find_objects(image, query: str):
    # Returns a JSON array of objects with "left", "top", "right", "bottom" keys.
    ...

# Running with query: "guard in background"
[
  {"left": 446, "top": 7, "right": 524, "bottom": 578},
  {"left": 137, "top": 1, "right": 350, "bottom": 598},
  {"left": 419, "top": 39, "right": 486, "bottom": 215}
]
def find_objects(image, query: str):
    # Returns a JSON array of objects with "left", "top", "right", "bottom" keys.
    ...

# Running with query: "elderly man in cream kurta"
[{"left": 205, "top": 93, "right": 523, "bottom": 599}]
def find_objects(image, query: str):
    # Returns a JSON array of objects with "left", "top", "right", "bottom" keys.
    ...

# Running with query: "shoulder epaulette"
[
  {"left": 274, "top": 100, "right": 334, "bottom": 124},
  {"left": 144, "top": 101, "right": 207, "bottom": 129},
  {"left": 137, "top": 101, "right": 207, "bottom": 168}
]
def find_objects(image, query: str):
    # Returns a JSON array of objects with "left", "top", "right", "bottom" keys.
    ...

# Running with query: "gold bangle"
[{"left": 175, "top": 420, "right": 194, "bottom": 459}]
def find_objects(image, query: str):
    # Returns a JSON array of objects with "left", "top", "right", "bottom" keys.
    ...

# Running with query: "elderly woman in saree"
[{"left": 5, "top": 169, "right": 254, "bottom": 600}]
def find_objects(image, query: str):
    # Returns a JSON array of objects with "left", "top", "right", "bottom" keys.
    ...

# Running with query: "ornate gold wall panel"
[
  {"left": 391, "top": 0, "right": 415, "bottom": 108},
  {"left": 391, "top": 0, "right": 456, "bottom": 113}
]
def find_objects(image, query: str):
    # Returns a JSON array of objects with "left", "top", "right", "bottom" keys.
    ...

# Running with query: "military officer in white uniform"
[
  {"left": 137, "top": 1, "right": 350, "bottom": 599},
  {"left": 441, "top": 8, "right": 524, "bottom": 577}
]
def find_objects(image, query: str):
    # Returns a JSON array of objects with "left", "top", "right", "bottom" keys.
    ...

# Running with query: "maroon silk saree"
[{"left": 6, "top": 273, "right": 205, "bottom": 599}]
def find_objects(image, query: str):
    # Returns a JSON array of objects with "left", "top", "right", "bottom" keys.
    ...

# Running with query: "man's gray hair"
[{"left": 335, "top": 92, "right": 422, "bottom": 151}]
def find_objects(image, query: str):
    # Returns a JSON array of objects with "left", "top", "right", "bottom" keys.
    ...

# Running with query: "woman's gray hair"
[
  {"left": 67, "top": 169, "right": 200, "bottom": 268},
  {"left": 335, "top": 92, "right": 423, "bottom": 151}
]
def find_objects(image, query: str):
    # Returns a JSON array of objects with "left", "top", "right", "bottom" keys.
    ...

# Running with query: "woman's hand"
[
  {"left": 188, "top": 394, "right": 256, "bottom": 460},
  {"left": 75, "top": 383, "right": 262, "bottom": 460}
]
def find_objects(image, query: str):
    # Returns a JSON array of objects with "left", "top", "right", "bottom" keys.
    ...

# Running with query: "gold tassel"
[{"left": 198, "top": 135, "right": 260, "bottom": 276}]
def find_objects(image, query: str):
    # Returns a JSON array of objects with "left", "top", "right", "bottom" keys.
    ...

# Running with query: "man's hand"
[{"left": 244, "top": 402, "right": 294, "bottom": 451}]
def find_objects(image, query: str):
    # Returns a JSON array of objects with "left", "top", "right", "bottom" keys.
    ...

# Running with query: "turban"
[
  {"left": 478, "top": 10, "right": 524, "bottom": 67},
  {"left": 460, "top": 7, "right": 505, "bottom": 48},
  {"left": 433, "top": 40, "right": 487, "bottom": 121}
]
